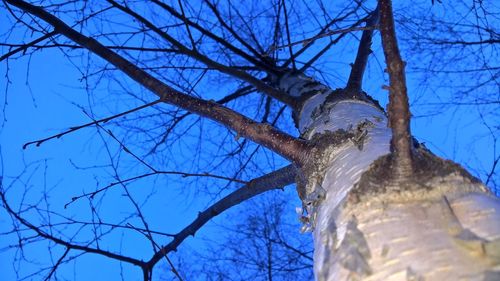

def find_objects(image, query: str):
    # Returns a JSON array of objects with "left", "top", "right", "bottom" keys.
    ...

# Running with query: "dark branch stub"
[
  {"left": 379, "top": 0, "right": 413, "bottom": 179},
  {"left": 346, "top": 7, "right": 379, "bottom": 92}
]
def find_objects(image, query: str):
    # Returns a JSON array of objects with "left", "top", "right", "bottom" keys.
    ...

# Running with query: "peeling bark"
[{"left": 277, "top": 73, "right": 500, "bottom": 281}]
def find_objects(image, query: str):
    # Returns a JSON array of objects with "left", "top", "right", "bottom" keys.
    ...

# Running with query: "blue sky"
[{"left": 1, "top": 1, "right": 499, "bottom": 280}]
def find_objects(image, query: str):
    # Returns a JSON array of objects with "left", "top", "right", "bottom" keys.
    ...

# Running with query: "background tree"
[{"left": 0, "top": 0, "right": 499, "bottom": 280}]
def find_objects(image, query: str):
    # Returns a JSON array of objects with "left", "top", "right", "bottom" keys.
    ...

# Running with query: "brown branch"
[
  {"left": 346, "top": 7, "right": 379, "bottom": 92},
  {"left": 6, "top": 0, "right": 308, "bottom": 164},
  {"left": 145, "top": 164, "right": 297, "bottom": 268},
  {"left": 379, "top": 0, "right": 413, "bottom": 177}
]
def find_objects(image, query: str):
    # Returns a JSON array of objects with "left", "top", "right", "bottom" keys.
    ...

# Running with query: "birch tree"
[{"left": 1, "top": 0, "right": 499, "bottom": 280}]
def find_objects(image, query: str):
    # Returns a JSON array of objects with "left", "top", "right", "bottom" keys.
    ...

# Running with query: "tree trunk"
[{"left": 278, "top": 73, "right": 500, "bottom": 281}]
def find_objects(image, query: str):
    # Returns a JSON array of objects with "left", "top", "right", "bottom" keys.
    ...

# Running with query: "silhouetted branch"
[
  {"left": 23, "top": 99, "right": 162, "bottom": 149},
  {"left": 429, "top": 39, "right": 500, "bottom": 45},
  {"left": 0, "top": 188, "right": 146, "bottom": 269},
  {"left": 298, "top": 16, "right": 372, "bottom": 73},
  {"left": 64, "top": 170, "right": 248, "bottom": 208},
  {"left": 204, "top": 0, "right": 268, "bottom": 63},
  {"left": 282, "top": 2, "right": 363, "bottom": 68},
  {"left": 148, "top": 84, "right": 256, "bottom": 155},
  {"left": 1, "top": 5, "right": 114, "bottom": 61},
  {"left": 151, "top": 0, "right": 273, "bottom": 72},
  {"left": 146, "top": 164, "right": 297, "bottom": 268},
  {"left": 6, "top": 0, "right": 309, "bottom": 164},
  {"left": 43, "top": 247, "right": 70, "bottom": 281},
  {"left": 346, "top": 7, "right": 379, "bottom": 92},
  {"left": 107, "top": 0, "right": 297, "bottom": 107},
  {"left": 282, "top": 0, "right": 296, "bottom": 70},
  {"left": 0, "top": 31, "right": 56, "bottom": 62},
  {"left": 271, "top": 26, "right": 376, "bottom": 54}
]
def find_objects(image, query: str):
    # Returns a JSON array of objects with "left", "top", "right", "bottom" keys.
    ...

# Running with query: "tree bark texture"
[{"left": 278, "top": 73, "right": 500, "bottom": 281}]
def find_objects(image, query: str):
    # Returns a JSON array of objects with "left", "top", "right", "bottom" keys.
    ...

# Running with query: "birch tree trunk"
[{"left": 278, "top": 73, "right": 500, "bottom": 281}]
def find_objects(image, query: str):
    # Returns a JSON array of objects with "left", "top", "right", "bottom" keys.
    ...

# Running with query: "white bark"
[{"left": 279, "top": 74, "right": 500, "bottom": 281}]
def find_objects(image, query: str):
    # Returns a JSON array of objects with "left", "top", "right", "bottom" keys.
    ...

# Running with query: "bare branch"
[
  {"left": 0, "top": 42, "right": 178, "bottom": 54},
  {"left": 379, "top": 0, "right": 413, "bottom": 177},
  {"left": 150, "top": 0, "right": 273, "bottom": 72},
  {"left": 282, "top": 0, "right": 296, "bottom": 70},
  {"left": 271, "top": 26, "right": 375, "bottom": 55},
  {"left": 298, "top": 16, "right": 372, "bottom": 73},
  {"left": 146, "top": 164, "right": 297, "bottom": 268},
  {"left": 0, "top": 188, "right": 146, "bottom": 268},
  {"left": 0, "top": 31, "right": 56, "bottom": 62},
  {"left": 5, "top": 0, "right": 309, "bottom": 164},
  {"left": 64, "top": 170, "right": 248, "bottom": 208},
  {"left": 43, "top": 247, "right": 70, "bottom": 281},
  {"left": 23, "top": 100, "right": 162, "bottom": 149},
  {"left": 346, "top": 7, "right": 379, "bottom": 92},
  {"left": 204, "top": 0, "right": 267, "bottom": 62},
  {"left": 176, "top": 0, "right": 196, "bottom": 51},
  {"left": 107, "top": 0, "right": 297, "bottom": 107}
]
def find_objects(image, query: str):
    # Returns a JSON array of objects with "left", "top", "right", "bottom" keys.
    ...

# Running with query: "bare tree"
[
  {"left": 176, "top": 192, "right": 313, "bottom": 281},
  {"left": 1, "top": 0, "right": 499, "bottom": 280}
]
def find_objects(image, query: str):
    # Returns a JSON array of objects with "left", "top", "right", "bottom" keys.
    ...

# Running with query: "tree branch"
[
  {"left": 346, "top": 7, "right": 379, "bottom": 92},
  {"left": 279, "top": 0, "right": 295, "bottom": 70},
  {"left": 150, "top": 0, "right": 274, "bottom": 72},
  {"left": 0, "top": 188, "right": 146, "bottom": 268},
  {"left": 146, "top": 164, "right": 297, "bottom": 268},
  {"left": 23, "top": 100, "right": 162, "bottom": 149},
  {"left": 5, "top": 0, "right": 308, "bottom": 164},
  {"left": 379, "top": 0, "right": 413, "bottom": 177},
  {"left": 281, "top": 2, "right": 363, "bottom": 68},
  {"left": 107, "top": 0, "right": 298, "bottom": 107},
  {"left": 0, "top": 31, "right": 57, "bottom": 62},
  {"left": 297, "top": 16, "right": 372, "bottom": 73}
]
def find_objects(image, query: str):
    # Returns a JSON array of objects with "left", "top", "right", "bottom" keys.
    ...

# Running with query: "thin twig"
[
  {"left": 177, "top": 0, "right": 196, "bottom": 50},
  {"left": 268, "top": 26, "right": 376, "bottom": 55},
  {"left": 0, "top": 31, "right": 57, "bottom": 62},
  {"left": 146, "top": 164, "right": 296, "bottom": 267},
  {"left": 23, "top": 100, "right": 161, "bottom": 149},
  {"left": 0, "top": 189, "right": 146, "bottom": 267},
  {"left": 64, "top": 170, "right": 248, "bottom": 208}
]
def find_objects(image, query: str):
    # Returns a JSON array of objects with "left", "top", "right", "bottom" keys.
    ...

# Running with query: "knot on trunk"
[{"left": 296, "top": 120, "right": 376, "bottom": 232}]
